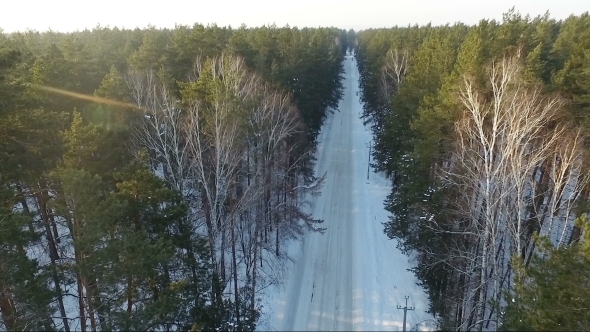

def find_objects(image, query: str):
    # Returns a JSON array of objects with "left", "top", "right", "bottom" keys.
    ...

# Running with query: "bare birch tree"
[
  {"left": 127, "top": 53, "right": 325, "bottom": 325},
  {"left": 242, "top": 82, "right": 325, "bottom": 305},
  {"left": 181, "top": 54, "right": 258, "bottom": 307},
  {"left": 183, "top": 54, "right": 324, "bottom": 311},
  {"left": 126, "top": 69, "right": 193, "bottom": 196},
  {"left": 380, "top": 48, "right": 409, "bottom": 102},
  {"left": 430, "top": 56, "right": 590, "bottom": 331}
]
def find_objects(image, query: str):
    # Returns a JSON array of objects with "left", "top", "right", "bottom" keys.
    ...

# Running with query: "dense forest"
[
  {"left": 356, "top": 9, "right": 590, "bottom": 331},
  {"left": 0, "top": 24, "right": 350, "bottom": 330},
  {"left": 4, "top": 8, "right": 590, "bottom": 332}
]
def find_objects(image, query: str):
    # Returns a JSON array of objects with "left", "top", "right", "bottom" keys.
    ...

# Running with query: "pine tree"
[
  {"left": 501, "top": 215, "right": 590, "bottom": 331},
  {"left": 0, "top": 183, "right": 55, "bottom": 331}
]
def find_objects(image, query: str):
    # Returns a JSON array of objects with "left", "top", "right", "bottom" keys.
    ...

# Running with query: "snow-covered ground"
[{"left": 257, "top": 55, "right": 435, "bottom": 331}]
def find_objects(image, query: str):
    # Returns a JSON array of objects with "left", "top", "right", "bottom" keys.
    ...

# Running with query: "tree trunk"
[
  {"left": 36, "top": 191, "right": 70, "bottom": 332},
  {"left": 221, "top": 222, "right": 226, "bottom": 284},
  {"left": 477, "top": 234, "right": 488, "bottom": 332},
  {"left": 86, "top": 281, "right": 98, "bottom": 332},
  {"left": 247, "top": 141, "right": 251, "bottom": 186},
  {"left": 127, "top": 276, "right": 133, "bottom": 318},
  {"left": 276, "top": 186, "right": 280, "bottom": 256},
  {"left": 0, "top": 286, "right": 17, "bottom": 330},
  {"left": 87, "top": 277, "right": 108, "bottom": 331},
  {"left": 251, "top": 231, "right": 258, "bottom": 311},
  {"left": 65, "top": 208, "right": 89, "bottom": 332},
  {"left": 203, "top": 193, "right": 222, "bottom": 305},
  {"left": 77, "top": 272, "right": 87, "bottom": 332},
  {"left": 178, "top": 216, "right": 199, "bottom": 306},
  {"left": 231, "top": 218, "right": 240, "bottom": 329},
  {"left": 16, "top": 183, "right": 35, "bottom": 235}
]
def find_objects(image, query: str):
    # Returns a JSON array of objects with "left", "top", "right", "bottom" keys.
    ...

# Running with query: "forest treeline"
[
  {"left": 0, "top": 24, "right": 351, "bottom": 330},
  {"left": 355, "top": 9, "right": 590, "bottom": 331}
]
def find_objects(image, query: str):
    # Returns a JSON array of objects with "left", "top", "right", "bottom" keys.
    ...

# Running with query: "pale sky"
[{"left": 2, "top": 0, "right": 588, "bottom": 33}]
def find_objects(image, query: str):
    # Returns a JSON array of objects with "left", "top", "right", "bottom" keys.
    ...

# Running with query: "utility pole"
[
  {"left": 367, "top": 141, "right": 372, "bottom": 180},
  {"left": 397, "top": 296, "right": 415, "bottom": 332}
]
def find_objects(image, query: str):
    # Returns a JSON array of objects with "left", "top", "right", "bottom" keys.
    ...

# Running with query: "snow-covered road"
[{"left": 259, "top": 55, "right": 435, "bottom": 331}]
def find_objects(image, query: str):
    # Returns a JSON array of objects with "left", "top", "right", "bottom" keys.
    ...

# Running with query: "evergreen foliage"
[
  {"left": 356, "top": 10, "right": 590, "bottom": 330},
  {"left": 0, "top": 24, "right": 344, "bottom": 331}
]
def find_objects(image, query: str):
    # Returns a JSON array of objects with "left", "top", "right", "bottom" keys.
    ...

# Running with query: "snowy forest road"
[{"left": 261, "top": 55, "right": 435, "bottom": 331}]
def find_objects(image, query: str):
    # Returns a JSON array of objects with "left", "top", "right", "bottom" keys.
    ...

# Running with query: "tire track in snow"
[
  {"left": 264, "top": 55, "right": 434, "bottom": 332},
  {"left": 303, "top": 54, "right": 356, "bottom": 331}
]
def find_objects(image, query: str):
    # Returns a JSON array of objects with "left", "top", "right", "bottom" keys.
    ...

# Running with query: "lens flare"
[{"left": 34, "top": 85, "right": 141, "bottom": 110}]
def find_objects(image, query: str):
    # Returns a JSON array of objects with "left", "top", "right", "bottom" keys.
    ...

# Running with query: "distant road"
[{"left": 265, "top": 55, "right": 434, "bottom": 332}]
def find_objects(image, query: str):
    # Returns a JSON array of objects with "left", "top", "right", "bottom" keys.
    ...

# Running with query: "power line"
[{"left": 397, "top": 295, "right": 415, "bottom": 332}]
